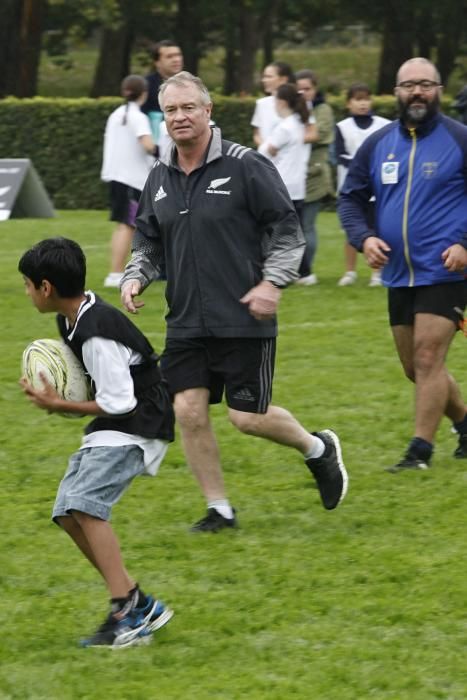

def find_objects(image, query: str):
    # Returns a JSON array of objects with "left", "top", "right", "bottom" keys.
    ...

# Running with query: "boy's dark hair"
[
  {"left": 347, "top": 82, "right": 371, "bottom": 100},
  {"left": 18, "top": 237, "right": 86, "bottom": 297}
]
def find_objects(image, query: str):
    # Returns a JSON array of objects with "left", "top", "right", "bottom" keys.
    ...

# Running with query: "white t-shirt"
[
  {"left": 251, "top": 95, "right": 281, "bottom": 144},
  {"left": 336, "top": 115, "right": 391, "bottom": 192},
  {"left": 101, "top": 102, "right": 154, "bottom": 191},
  {"left": 157, "top": 121, "right": 172, "bottom": 161},
  {"left": 80, "top": 337, "right": 168, "bottom": 476},
  {"left": 258, "top": 113, "right": 310, "bottom": 201}
]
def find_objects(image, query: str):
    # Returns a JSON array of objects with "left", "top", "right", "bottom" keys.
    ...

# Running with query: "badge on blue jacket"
[{"left": 381, "top": 161, "right": 399, "bottom": 184}]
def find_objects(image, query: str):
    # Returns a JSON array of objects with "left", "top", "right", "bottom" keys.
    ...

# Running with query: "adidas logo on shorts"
[{"left": 231, "top": 387, "right": 255, "bottom": 402}]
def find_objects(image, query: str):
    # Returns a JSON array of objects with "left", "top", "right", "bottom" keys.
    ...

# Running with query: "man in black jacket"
[
  {"left": 141, "top": 40, "right": 184, "bottom": 116},
  {"left": 121, "top": 71, "right": 348, "bottom": 531}
]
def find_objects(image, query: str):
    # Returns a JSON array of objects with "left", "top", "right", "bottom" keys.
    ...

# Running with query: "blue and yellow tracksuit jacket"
[{"left": 338, "top": 113, "right": 467, "bottom": 287}]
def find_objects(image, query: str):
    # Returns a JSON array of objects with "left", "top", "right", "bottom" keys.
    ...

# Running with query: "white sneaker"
[
  {"left": 104, "top": 272, "right": 123, "bottom": 288},
  {"left": 295, "top": 274, "right": 318, "bottom": 286},
  {"left": 368, "top": 271, "right": 382, "bottom": 287},
  {"left": 337, "top": 271, "right": 357, "bottom": 287}
]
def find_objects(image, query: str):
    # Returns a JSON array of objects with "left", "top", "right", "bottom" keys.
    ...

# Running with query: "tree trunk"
[
  {"left": 263, "top": 22, "right": 274, "bottom": 68},
  {"left": 175, "top": 0, "right": 202, "bottom": 74},
  {"left": 436, "top": 0, "right": 464, "bottom": 85},
  {"left": 223, "top": 6, "right": 238, "bottom": 95},
  {"left": 0, "top": 0, "right": 45, "bottom": 98},
  {"left": 377, "top": 3, "right": 414, "bottom": 93},
  {"left": 414, "top": 4, "right": 435, "bottom": 58},
  {"left": 90, "top": 23, "right": 133, "bottom": 97},
  {"left": 237, "top": 5, "right": 259, "bottom": 94},
  {"left": 0, "top": 0, "right": 22, "bottom": 97},
  {"left": 220, "top": 0, "right": 280, "bottom": 94},
  {"left": 17, "top": 0, "right": 46, "bottom": 96}
]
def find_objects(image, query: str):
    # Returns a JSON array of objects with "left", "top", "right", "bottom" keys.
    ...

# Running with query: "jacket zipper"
[
  {"left": 183, "top": 169, "right": 208, "bottom": 332},
  {"left": 402, "top": 128, "right": 416, "bottom": 286}
]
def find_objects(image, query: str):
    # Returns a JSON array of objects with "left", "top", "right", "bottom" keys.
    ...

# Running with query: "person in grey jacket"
[{"left": 121, "top": 71, "right": 348, "bottom": 531}]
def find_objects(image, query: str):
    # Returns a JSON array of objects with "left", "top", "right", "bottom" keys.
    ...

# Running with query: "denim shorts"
[{"left": 52, "top": 445, "right": 145, "bottom": 522}]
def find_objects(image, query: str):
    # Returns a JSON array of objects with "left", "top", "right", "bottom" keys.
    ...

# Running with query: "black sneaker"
[
  {"left": 454, "top": 433, "right": 467, "bottom": 458},
  {"left": 79, "top": 609, "right": 151, "bottom": 649},
  {"left": 306, "top": 430, "right": 348, "bottom": 510},
  {"left": 190, "top": 507, "right": 237, "bottom": 533},
  {"left": 386, "top": 454, "right": 430, "bottom": 473}
]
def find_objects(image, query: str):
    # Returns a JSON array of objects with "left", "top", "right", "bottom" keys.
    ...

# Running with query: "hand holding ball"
[{"left": 21, "top": 339, "right": 92, "bottom": 418}]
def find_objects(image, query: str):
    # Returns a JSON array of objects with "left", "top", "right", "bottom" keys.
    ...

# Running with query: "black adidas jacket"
[{"left": 122, "top": 127, "right": 305, "bottom": 338}]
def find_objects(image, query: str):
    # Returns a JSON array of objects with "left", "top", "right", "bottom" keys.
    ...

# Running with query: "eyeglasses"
[{"left": 397, "top": 80, "right": 440, "bottom": 92}]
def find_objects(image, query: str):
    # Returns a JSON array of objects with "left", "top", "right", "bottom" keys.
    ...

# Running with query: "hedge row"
[{"left": 0, "top": 94, "right": 454, "bottom": 210}]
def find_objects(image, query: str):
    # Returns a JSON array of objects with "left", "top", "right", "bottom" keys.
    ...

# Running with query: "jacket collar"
[
  {"left": 398, "top": 111, "right": 442, "bottom": 138},
  {"left": 160, "top": 126, "right": 223, "bottom": 169}
]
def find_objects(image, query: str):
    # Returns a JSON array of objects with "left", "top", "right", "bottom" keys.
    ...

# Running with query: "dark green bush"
[{"left": 0, "top": 94, "right": 454, "bottom": 209}]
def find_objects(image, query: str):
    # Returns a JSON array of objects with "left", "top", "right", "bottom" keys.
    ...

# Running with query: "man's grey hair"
[
  {"left": 396, "top": 57, "right": 441, "bottom": 85},
  {"left": 159, "top": 71, "right": 212, "bottom": 109}
]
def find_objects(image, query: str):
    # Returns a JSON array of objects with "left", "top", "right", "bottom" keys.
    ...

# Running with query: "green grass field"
[{"left": 1, "top": 211, "right": 467, "bottom": 699}]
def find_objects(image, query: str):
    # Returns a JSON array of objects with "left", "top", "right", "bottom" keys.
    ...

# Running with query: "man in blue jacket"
[
  {"left": 121, "top": 71, "right": 349, "bottom": 530},
  {"left": 339, "top": 57, "right": 467, "bottom": 472}
]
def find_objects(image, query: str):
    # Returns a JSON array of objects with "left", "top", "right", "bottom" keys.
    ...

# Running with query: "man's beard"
[{"left": 398, "top": 93, "right": 440, "bottom": 125}]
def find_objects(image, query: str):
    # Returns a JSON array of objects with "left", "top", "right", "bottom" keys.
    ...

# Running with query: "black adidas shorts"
[
  {"left": 161, "top": 337, "right": 276, "bottom": 413},
  {"left": 388, "top": 281, "right": 467, "bottom": 327}
]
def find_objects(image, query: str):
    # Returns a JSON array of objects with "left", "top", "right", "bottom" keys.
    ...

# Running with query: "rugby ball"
[{"left": 22, "top": 338, "right": 93, "bottom": 418}]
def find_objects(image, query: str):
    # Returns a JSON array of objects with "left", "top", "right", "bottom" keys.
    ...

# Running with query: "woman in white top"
[
  {"left": 258, "top": 83, "right": 310, "bottom": 213},
  {"left": 251, "top": 61, "right": 295, "bottom": 147},
  {"left": 101, "top": 75, "right": 155, "bottom": 287}
]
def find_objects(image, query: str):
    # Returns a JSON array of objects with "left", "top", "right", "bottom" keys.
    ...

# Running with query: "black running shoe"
[
  {"left": 386, "top": 454, "right": 430, "bottom": 473},
  {"left": 190, "top": 507, "right": 237, "bottom": 533},
  {"left": 80, "top": 610, "right": 151, "bottom": 649},
  {"left": 306, "top": 430, "right": 348, "bottom": 510},
  {"left": 454, "top": 433, "right": 467, "bottom": 458}
]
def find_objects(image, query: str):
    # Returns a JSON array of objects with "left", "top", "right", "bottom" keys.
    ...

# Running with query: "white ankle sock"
[
  {"left": 208, "top": 500, "right": 234, "bottom": 520},
  {"left": 304, "top": 436, "right": 325, "bottom": 460}
]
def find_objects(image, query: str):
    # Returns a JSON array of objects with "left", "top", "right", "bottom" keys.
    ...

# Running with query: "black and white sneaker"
[
  {"left": 306, "top": 430, "right": 348, "bottom": 510},
  {"left": 190, "top": 507, "right": 237, "bottom": 533},
  {"left": 386, "top": 454, "right": 430, "bottom": 473}
]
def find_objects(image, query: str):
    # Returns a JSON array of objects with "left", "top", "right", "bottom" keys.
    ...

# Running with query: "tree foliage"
[
  {"left": 340, "top": 0, "right": 467, "bottom": 92},
  {"left": 0, "top": 0, "right": 466, "bottom": 99}
]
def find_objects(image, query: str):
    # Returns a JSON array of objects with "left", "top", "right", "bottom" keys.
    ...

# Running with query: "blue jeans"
[{"left": 299, "top": 200, "right": 321, "bottom": 277}]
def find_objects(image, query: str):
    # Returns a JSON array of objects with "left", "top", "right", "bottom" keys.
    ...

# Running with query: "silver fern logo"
[{"left": 206, "top": 177, "right": 232, "bottom": 195}]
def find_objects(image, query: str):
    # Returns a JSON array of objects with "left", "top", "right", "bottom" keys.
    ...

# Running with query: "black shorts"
[
  {"left": 109, "top": 181, "right": 141, "bottom": 226},
  {"left": 161, "top": 337, "right": 276, "bottom": 413},
  {"left": 388, "top": 282, "right": 467, "bottom": 327}
]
